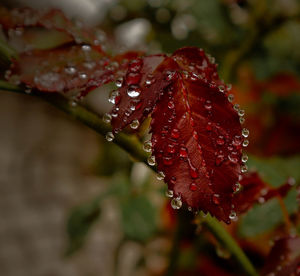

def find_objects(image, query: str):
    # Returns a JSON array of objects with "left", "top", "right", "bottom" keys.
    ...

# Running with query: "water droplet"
[
  {"left": 229, "top": 211, "right": 237, "bottom": 220},
  {"left": 165, "top": 189, "right": 173, "bottom": 198},
  {"left": 215, "top": 154, "right": 224, "bottom": 166},
  {"left": 166, "top": 71, "right": 176, "bottom": 81},
  {"left": 115, "top": 77, "right": 123, "bottom": 88},
  {"left": 127, "top": 85, "right": 141, "bottom": 98},
  {"left": 64, "top": 66, "right": 76, "bottom": 75},
  {"left": 143, "top": 141, "right": 152, "bottom": 152},
  {"left": 147, "top": 156, "right": 156, "bottom": 166},
  {"left": 189, "top": 182, "right": 197, "bottom": 191},
  {"left": 106, "top": 132, "right": 114, "bottom": 142},
  {"left": 239, "top": 117, "right": 245, "bottom": 124},
  {"left": 228, "top": 94, "right": 234, "bottom": 102},
  {"left": 241, "top": 164, "right": 248, "bottom": 173},
  {"left": 163, "top": 156, "right": 173, "bottom": 166},
  {"left": 103, "top": 113, "right": 112, "bottom": 123},
  {"left": 145, "top": 74, "right": 155, "bottom": 86},
  {"left": 238, "top": 109, "right": 245, "bottom": 116},
  {"left": 171, "top": 197, "right": 182, "bottom": 210},
  {"left": 204, "top": 100, "right": 212, "bottom": 110},
  {"left": 242, "top": 128, "right": 249, "bottom": 138},
  {"left": 108, "top": 90, "right": 120, "bottom": 104},
  {"left": 130, "top": 119, "right": 140, "bottom": 129},
  {"left": 218, "top": 85, "right": 225, "bottom": 93},
  {"left": 233, "top": 135, "right": 242, "bottom": 146},
  {"left": 157, "top": 171, "right": 165, "bottom": 180},
  {"left": 129, "top": 59, "right": 143, "bottom": 72},
  {"left": 228, "top": 152, "right": 239, "bottom": 163},
  {"left": 242, "top": 139, "right": 249, "bottom": 147},
  {"left": 234, "top": 104, "right": 240, "bottom": 111},
  {"left": 217, "top": 136, "right": 225, "bottom": 146},
  {"left": 206, "top": 122, "right": 212, "bottom": 131},
  {"left": 168, "top": 101, "right": 175, "bottom": 109},
  {"left": 167, "top": 144, "right": 176, "bottom": 154},
  {"left": 190, "top": 167, "right": 198, "bottom": 179},
  {"left": 79, "top": 72, "right": 87, "bottom": 79},
  {"left": 179, "top": 147, "right": 188, "bottom": 158},
  {"left": 171, "top": 129, "right": 180, "bottom": 139},
  {"left": 212, "top": 194, "right": 220, "bottom": 205},
  {"left": 25, "top": 87, "right": 32, "bottom": 94},
  {"left": 227, "top": 84, "right": 232, "bottom": 90},
  {"left": 241, "top": 154, "right": 248, "bottom": 163},
  {"left": 233, "top": 182, "right": 241, "bottom": 193},
  {"left": 82, "top": 44, "right": 91, "bottom": 51}
]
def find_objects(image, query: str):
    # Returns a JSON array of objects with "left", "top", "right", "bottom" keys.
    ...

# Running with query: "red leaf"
[
  {"left": 0, "top": 6, "right": 98, "bottom": 46},
  {"left": 148, "top": 47, "right": 244, "bottom": 223},
  {"left": 233, "top": 172, "right": 294, "bottom": 214},
  {"left": 8, "top": 45, "right": 114, "bottom": 93},
  {"left": 261, "top": 235, "right": 300, "bottom": 276},
  {"left": 110, "top": 55, "right": 176, "bottom": 132}
]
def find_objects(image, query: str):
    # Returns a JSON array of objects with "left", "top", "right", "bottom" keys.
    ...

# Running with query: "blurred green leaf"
[
  {"left": 120, "top": 195, "right": 157, "bottom": 242},
  {"left": 66, "top": 200, "right": 101, "bottom": 256}
]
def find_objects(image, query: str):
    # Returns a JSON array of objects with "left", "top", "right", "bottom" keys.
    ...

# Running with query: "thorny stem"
[{"left": 0, "top": 42, "right": 258, "bottom": 276}]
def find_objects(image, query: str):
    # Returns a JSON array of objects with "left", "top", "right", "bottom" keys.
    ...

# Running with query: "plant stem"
[{"left": 202, "top": 213, "right": 258, "bottom": 276}]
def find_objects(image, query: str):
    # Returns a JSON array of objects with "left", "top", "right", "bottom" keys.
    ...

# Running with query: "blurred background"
[{"left": 0, "top": 0, "right": 299, "bottom": 275}]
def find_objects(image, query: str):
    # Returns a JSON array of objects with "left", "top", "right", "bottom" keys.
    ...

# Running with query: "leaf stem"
[{"left": 202, "top": 213, "right": 258, "bottom": 276}]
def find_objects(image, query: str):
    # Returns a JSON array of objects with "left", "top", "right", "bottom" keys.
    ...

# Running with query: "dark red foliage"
[
  {"left": 261, "top": 235, "right": 300, "bottom": 276},
  {"left": 0, "top": 6, "right": 98, "bottom": 45},
  {"left": 1, "top": 7, "right": 262, "bottom": 222},
  {"left": 234, "top": 172, "right": 294, "bottom": 214}
]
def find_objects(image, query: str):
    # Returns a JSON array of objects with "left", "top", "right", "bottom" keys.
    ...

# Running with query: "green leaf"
[
  {"left": 120, "top": 195, "right": 157, "bottom": 242},
  {"left": 65, "top": 200, "right": 101, "bottom": 256}
]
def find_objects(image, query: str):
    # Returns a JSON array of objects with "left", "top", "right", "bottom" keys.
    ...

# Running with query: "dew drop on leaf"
[
  {"left": 242, "top": 139, "right": 249, "bottom": 147},
  {"left": 143, "top": 141, "right": 152, "bottom": 152},
  {"left": 212, "top": 194, "right": 220, "bottom": 205},
  {"left": 241, "top": 154, "right": 248, "bottom": 163},
  {"left": 106, "top": 132, "right": 114, "bottom": 142},
  {"left": 233, "top": 182, "right": 241, "bottom": 193},
  {"left": 229, "top": 211, "right": 237, "bottom": 221},
  {"left": 241, "top": 164, "right": 248, "bottom": 173},
  {"left": 242, "top": 128, "right": 249, "bottom": 138},
  {"left": 157, "top": 171, "right": 165, "bottom": 180},
  {"left": 171, "top": 197, "right": 182, "bottom": 210},
  {"left": 228, "top": 94, "right": 234, "bottom": 102},
  {"left": 127, "top": 85, "right": 141, "bottom": 98},
  {"left": 147, "top": 155, "right": 156, "bottom": 166},
  {"left": 165, "top": 189, "right": 174, "bottom": 198},
  {"left": 103, "top": 113, "right": 112, "bottom": 123},
  {"left": 130, "top": 119, "right": 140, "bottom": 129},
  {"left": 216, "top": 136, "right": 225, "bottom": 146},
  {"left": 179, "top": 146, "right": 188, "bottom": 158},
  {"left": 238, "top": 109, "right": 245, "bottom": 116},
  {"left": 189, "top": 182, "right": 197, "bottom": 191}
]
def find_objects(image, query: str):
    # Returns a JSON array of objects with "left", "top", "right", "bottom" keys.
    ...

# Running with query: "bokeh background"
[{"left": 0, "top": 0, "right": 299, "bottom": 275}]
